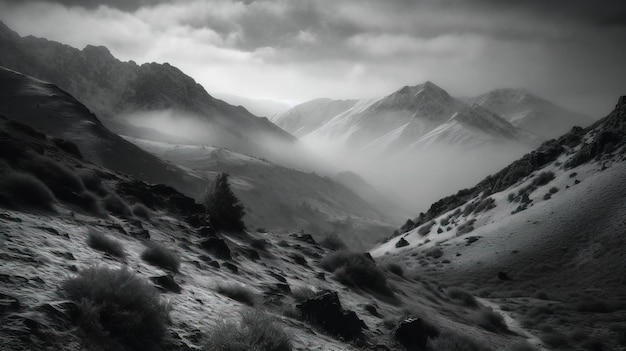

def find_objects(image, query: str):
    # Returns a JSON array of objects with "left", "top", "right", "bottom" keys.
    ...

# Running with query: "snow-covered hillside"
[
  {"left": 274, "top": 82, "right": 538, "bottom": 154},
  {"left": 372, "top": 96, "right": 626, "bottom": 351},
  {"left": 469, "top": 88, "right": 594, "bottom": 139},
  {"left": 0, "top": 114, "right": 544, "bottom": 351}
]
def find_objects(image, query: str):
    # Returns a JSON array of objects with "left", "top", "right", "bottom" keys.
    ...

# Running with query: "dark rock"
[
  {"left": 297, "top": 290, "right": 367, "bottom": 342},
  {"left": 393, "top": 317, "right": 439, "bottom": 351},
  {"left": 316, "top": 272, "right": 326, "bottom": 280},
  {"left": 207, "top": 260, "right": 220, "bottom": 269},
  {"left": 498, "top": 272, "right": 511, "bottom": 281},
  {"left": 130, "top": 228, "right": 150, "bottom": 239},
  {"left": 437, "top": 228, "right": 443, "bottom": 234},
  {"left": 363, "top": 252, "right": 376, "bottom": 263},
  {"left": 364, "top": 304, "right": 381, "bottom": 318},
  {"left": 200, "top": 237, "right": 231, "bottom": 260},
  {"left": 269, "top": 272, "right": 287, "bottom": 283},
  {"left": 150, "top": 275, "right": 182, "bottom": 294},
  {"left": 198, "top": 226, "right": 216, "bottom": 237},
  {"left": 465, "top": 236, "right": 480, "bottom": 245},
  {"left": 292, "top": 233, "right": 317, "bottom": 244},
  {"left": 276, "top": 283, "right": 291, "bottom": 293},
  {"left": 222, "top": 262, "right": 238, "bottom": 273},
  {"left": 242, "top": 248, "right": 260, "bottom": 261},
  {"left": 0, "top": 293, "right": 20, "bottom": 315},
  {"left": 395, "top": 238, "right": 409, "bottom": 248},
  {"left": 290, "top": 253, "right": 307, "bottom": 266}
]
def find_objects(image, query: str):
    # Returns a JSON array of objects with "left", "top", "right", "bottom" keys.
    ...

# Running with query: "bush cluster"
[
  {"left": 320, "top": 250, "right": 394, "bottom": 297},
  {"left": 61, "top": 266, "right": 170, "bottom": 350},
  {"left": 204, "top": 310, "right": 292, "bottom": 351}
]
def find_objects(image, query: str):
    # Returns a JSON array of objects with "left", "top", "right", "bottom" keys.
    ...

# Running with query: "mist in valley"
[{"left": 300, "top": 135, "right": 531, "bottom": 217}]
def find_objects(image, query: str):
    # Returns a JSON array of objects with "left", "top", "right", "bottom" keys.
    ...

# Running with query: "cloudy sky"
[{"left": 1, "top": 0, "right": 625, "bottom": 116}]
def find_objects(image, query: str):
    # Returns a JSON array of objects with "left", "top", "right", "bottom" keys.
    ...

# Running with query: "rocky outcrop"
[{"left": 297, "top": 290, "right": 367, "bottom": 342}]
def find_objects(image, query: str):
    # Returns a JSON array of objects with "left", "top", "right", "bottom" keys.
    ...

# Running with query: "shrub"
[
  {"left": 141, "top": 242, "right": 181, "bottom": 273},
  {"left": 291, "top": 286, "right": 317, "bottom": 303},
  {"left": 18, "top": 154, "right": 85, "bottom": 199},
  {"left": 320, "top": 233, "right": 347, "bottom": 251},
  {"left": 132, "top": 203, "right": 151, "bottom": 219},
  {"left": 86, "top": 229, "right": 126, "bottom": 258},
  {"left": 440, "top": 216, "right": 450, "bottom": 226},
  {"left": 429, "top": 331, "right": 491, "bottom": 351},
  {"left": 102, "top": 193, "right": 132, "bottom": 217},
  {"left": 471, "top": 308, "right": 508, "bottom": 333},
  {"left": 203, "top": 173, "right": 246, "bottom": 232},
  {"left": 425, "top": 247, "right": 443, "bottom": 258},
  {"left": 385, "top": 262, "right": 404, "bottom": 276},
  {"left": 447, "top": 288, "right": 477, "bottom": 308},
  {"left": 61, "top": 266, "right": 170, "bottom": 350},
  {"left": 76, "top": 191, "right": 102, "bottom": 215},
  {"left": 532, "top": 171, "right": 555, "bottom": 187},
  {"left": 473, "top": 197, "right": 495, "bottom": 214},
  {"left": 216, "top": 284, "right": 256, "bottom": 306},
  {"left": 418, "top": 220, "right": 435, "bottom": 235},
  {"left": 79, "top": 170, "right": 107, "bottom": 196},
  {"left": 0, "top": 171, "right": 56, "bottom": 210},
  {"left": 457, "top": 219, "right": 476, "bottom": 235},
  {"left": 204, "top": 310, "right": 292, "bottom": 351},
  {"left": 320, "top": 250, "right": 394, "bottom": 297}
]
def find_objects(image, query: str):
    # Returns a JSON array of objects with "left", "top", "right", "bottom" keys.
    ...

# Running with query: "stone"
[
  {"left": 150, "top": 275, "right": 182, "bottom": 294},
  {"left": 200, "top": 237, "right": 231, "bottom": 260},
  {"left": 297, "top": 290, "right": 367, "bottom": 342},
  {"left": 393, "top": 317, "right": 439, "bottom": 350},
  {"left": 395, "top": 238, "right": 409, "bottom": 248}
]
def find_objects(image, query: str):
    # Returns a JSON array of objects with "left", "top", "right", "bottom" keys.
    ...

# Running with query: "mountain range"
[
  {"left": 272, "top": 82, "right": 541, "bottom": 154},
  {"left": 467, "top": 88, "right": 593, "bottom": 139},
  {"left": 0, "top": 21, "right": 296, "bottom": 160}
]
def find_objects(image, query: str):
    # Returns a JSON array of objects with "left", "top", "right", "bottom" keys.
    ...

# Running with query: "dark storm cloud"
[
  {"left": 0, "top": 0, "right": 624, "bottom": 116},
  {"left": 4, "top": 0, "right": 176, "bottom": 11}
]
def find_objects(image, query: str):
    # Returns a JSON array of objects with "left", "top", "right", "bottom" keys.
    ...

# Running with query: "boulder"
[
  {"left": 395, "top": 238, "right": 409, "bottom": 248},
  {"left": 222, "top": 262, "right": 238, "bottom": 273},
  {"left": 150, "top": 275, "right": 182, "bottom": 294},
  {"left": 394, "top": 317, "right": 439, "bottom": 350},
  {"left": 200, "top": 237, "right": 231, "bottom": 260},
  {"left": 297, "top": 290, "right": 366, "bottom": 342}
]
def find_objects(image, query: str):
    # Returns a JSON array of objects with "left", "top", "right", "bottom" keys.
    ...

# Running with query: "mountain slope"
[
  {"left": 123, "top": 137, "right": 396, "bottom": 249},
  {"left": 0, "top": 114, "right": 546, "bottom": 351},
  {"left": 0, "top": 21, "right": 296, "bottom": 159},
  {"left": 372, "top": 96, "right": 626, "bottom": 351},
  {"left": 214, "top": 92, "right": 291, "bottom": 117},
  {"left": 0, "top": 67, "right": 204, "bottom": 197},
  {"left": 469, "top": 88, "right": 594, "bottom": 139}
]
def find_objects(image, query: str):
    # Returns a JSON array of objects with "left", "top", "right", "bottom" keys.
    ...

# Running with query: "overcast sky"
[{"left": 1, "top": 0, "right": 625, "bottom": 116}]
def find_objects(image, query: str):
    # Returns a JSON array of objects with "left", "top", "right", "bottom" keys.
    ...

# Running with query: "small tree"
[{"left": 204, "top": 173, "right": 245, "bottom": 232}]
